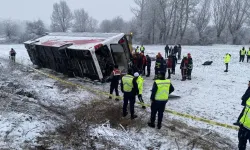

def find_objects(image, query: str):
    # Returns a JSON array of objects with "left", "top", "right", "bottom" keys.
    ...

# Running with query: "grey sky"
[{"left": 0, "top": 0, "right": 135, "bottom": 24}]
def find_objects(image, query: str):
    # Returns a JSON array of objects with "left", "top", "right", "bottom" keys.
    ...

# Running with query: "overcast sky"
[{"left": 0, "top": 0, "right": 135, "bottom": 24}]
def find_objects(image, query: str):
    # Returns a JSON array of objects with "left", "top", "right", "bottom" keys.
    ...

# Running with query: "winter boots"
[{"left": 148, "top": 122, "right": 161, "bottom": 129}]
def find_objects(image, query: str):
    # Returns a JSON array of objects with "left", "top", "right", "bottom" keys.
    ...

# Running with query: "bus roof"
[{"left": 24, "top": 32, "right": 125, "bottom": 51}]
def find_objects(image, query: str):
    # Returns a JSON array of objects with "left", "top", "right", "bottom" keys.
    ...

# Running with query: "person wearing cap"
[
  {"left": 121, "top": 68, "right": 139, "bottom": 119},
  {"left": 236, "top": 81, "right": 250, "bottom": 150},
  {"left": 108, "top": 65, "right": 121, "bottom": 101},
  {"left": 134, "top": 72, "right": 146, "bottom": 109},
  {"left": 148, "top": 71, "right": 175, "bottom": 129},
  {"left": 234, "top": 81, "right": 250, "bottom": 126},
  {"left": 224, "top": 53, "right": 231, "bottom": 72},
  {"left": 187, "top": 53, "right": 193, "bottom": 80}
]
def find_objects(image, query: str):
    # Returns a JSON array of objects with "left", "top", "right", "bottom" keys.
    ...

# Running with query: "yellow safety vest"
[
  {"left": 240, "top": 98, "right": 250, "bottom": 129},
  {"left": 224, "top": 54, "right": 231, "bottom": 63},
  {"left": 140, "top": 46, "right": 145, "bottom": 51},
  {"left": 136, "top": 76, "right": 144, "bottom": 95},
  {"left": 122, "top": 75, "right": 134, "bottom": 92},
  {"left": 136, "top": 48, "right": 140, "bottom": 53},
  {"left": 155, "top": 79, "right": 171, "bottom": 101},
  {"left": 248, "top": 50, "right": 250, "bottom": 56},
  {"left": 241, "top": 49, "right": 246, "bottom": 55}
]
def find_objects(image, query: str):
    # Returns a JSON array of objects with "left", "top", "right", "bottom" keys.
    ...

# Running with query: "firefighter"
[
  {"left": 140, "top": 45, "right": 145, "bottom": 53},
  {"left": 247, "top": 48, "right": 250, "bottom": 63},
  {"left": 180, "top": 56, "right": 188, "bottom": 81},
  {"left": 9, "top": 48, "right": 16, "bottom": 63},
  {"left": 146, "top": 55, "right": 151, "bottom": 77},
  {"left": 171, "top": 52, "right": 177, "bottom": 75},
  {"left": 187, "top": 53, "right": 193, "bottom": 80},
  {"left": 154, "top": 53, "right": 163, "bottom": 79},
  {"left": 121, "top": 68, "right": 139, "bottom": 119},
  {"left": 148, "top": 71, "right": 175, "bottom": 129},
  {"left": 108, "top": 65, "right": 121, "bottom": 101},
  {"left": 224, "top": 53, "right": 231, "bottom": 72},
  {"left": 240, "top": 47, "right": 246, "bottom": 62},
  {"left": 141, "top": 53, "right": 147, "bottom": 76},
  {"left": 237, "top": 96, "right": 250, "bottom": 149},
  {"left": 134, "top": 72, "right": 146, "bottom": 109}
]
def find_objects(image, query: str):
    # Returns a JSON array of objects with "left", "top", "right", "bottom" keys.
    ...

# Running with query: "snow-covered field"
[{"left": 0, "top": 44, "right": 248, "bottom": 149}]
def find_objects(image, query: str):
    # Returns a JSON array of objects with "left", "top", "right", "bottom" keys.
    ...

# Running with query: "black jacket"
[
  {"left": 150, "top": 80, "right": 174, "bottom": 101},
  {"left": 121, "top": 75, "right": 139, "bottom": 96},
  {"left": 146, "top": 56, "right": 151, "bottom": 67},
  {"left": 241, "top": 87, "right": 250, "bottom": 106}
]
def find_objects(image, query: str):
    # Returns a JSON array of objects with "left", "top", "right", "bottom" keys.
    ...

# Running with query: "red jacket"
[{"left": 167, "top": 57, "right": 172, "bottom": 68}]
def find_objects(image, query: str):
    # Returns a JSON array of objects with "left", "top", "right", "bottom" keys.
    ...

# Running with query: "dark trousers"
[
  {"left": 240, "top": 56, "right": 245, "bottom": 62},
  {"left": 187, "top": 69, "right": 192, "bottom": 79},
  {"left": 110, "top": 83, "right": 119, "bottom": 97},
  {"left": 147, "top": 65, "right": 151, "bottom": 76},
  {"left": 123, "top": 93, "right": 136, "bottom": 117},
  {"left": 225, "top": 63, "right": 228, "bottom": 71},
  {"left": 167, "top": 69, "right": 171, "bottom": 78},
  {"left": 247, "top": 56, "right": 250, "bottom": 62},
  {"left": 238, "top": 126, "right": 250, "bottom": 150},
  {"left": 181, "top": 69, "right": 187, "bottom": 80},
  {"left": 150, "top": 101, "right": 167, "bottom": 127},
  {"left": 142, "top": 65, "right": 146, "bottom": 75},
  {"left": 237, "top": 107, "right": 245, "bottom": 122}
]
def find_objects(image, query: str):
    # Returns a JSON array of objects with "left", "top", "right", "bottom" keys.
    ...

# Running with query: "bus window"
[{"left": 110, "top": 44, "right": 129, "bottom": 72}]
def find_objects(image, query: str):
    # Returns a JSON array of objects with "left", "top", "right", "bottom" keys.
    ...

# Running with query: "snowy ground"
[{"left": 0, "top": 44, "right": 248, "bottom": 149}]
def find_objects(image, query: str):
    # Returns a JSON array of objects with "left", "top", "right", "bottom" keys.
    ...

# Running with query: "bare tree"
[
  {"left": 26, "top": 19, "right": 46, "bottom": 36},
  {"left": 99, "top": 20, "right": 112, "bottom": 32},
  {"left": 51, "top": 1, "right": 73, "bottom": 32},
  {"left": 228, "top": 0, "right": 249, "bottom": 44},
  {"left": 111, "top": 17, "right": 125, "bottom": 32},
  {"left": 3, "top": 20, "right": 19, "bottom": 40},
  {"left": 192, "top": 0, "right": 211, "bottom": 44},
  {"left": 73, "top": 9, "right": 89, "bottom": 32},
  {"left": 131, "top": 0, "right": 146, "bottom": 44},
  {"left": 87, "top": 17, "right": 98, "bottom": 32},
  {"left": 213, "top": 0, "right": 231, "bottom": 41}
]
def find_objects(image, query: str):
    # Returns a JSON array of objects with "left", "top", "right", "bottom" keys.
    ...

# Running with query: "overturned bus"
[{"left": 24, "top": 33, "right": 133, "bottom": 82}]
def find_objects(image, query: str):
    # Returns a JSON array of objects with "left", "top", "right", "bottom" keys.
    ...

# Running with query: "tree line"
[{"left": 0, "top": 0, "right": 250, "bottom": 45}]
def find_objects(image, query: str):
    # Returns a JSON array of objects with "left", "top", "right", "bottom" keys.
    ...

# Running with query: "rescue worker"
[
  {"left": 224, "top": 53, "right": 231, "bottom": 72},
  {"left": 165, "top": 45, "right": 169, "bottom": 58},
  {"left": 135, "top": 46, "right": 140, "bottom": 53},
  {"left": 9, "top": 48, "right": 16, "bottom": 63},
  {"left": 146, "top": 55, "right": 151, "bottom": 77},
  {"left": 167, "top": 55, "right": 172, "bottom": 79},
  {"left": 154, "top": 53, "right": 163, "bottom": 79},
  {"left": 187, "top": 53, "right": 193, "bottom": 80},
  {"left": 108, "top": 65, "right": 121, "bottom": 101},
  {"left": 237, "top": 89, "right": 250, "bottom": 149},
  {"left": 134, "top": 72, "right": 146, "bottom": 109},
  {"left": 141, "top": 53, "right": 147, "bottom": 76},
  {"left": 121, "top": 68, "right": 139, "bottom": 119},
  {"left": 240, "top": 47, "right": 246, "bottom": 62},
  {"left": 180, "top": 56, "right": 188, "bottom": 81},
  {"left": 247, "top": 48, "right": 250, "bottom": 63},
  {"left": 140, "top": 45, "right": 145, "bottom": 53},
  {"left": 148, "top": 71, "right": 175, "bottom": 129},
  {"left": 233, "top": 81, "right": 250, "bottom": 126}
]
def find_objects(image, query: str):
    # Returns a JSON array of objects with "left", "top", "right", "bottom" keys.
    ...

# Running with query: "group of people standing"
[{"left": 239, "top": 47, "right": 250, "bottom": 63}]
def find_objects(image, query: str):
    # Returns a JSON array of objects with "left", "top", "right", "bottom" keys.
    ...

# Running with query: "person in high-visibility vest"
[
  {"left": 239, "top": 47, "right": 246, "bottom": 62},
  {"left": 247, "top": 48, "right": 250, "bottom": 63},
  {"left": 135, "top": 46, "right": 140, "bottom": 53},
  {"left": 148, "top": 71, "right": 175, "bottom": 129},
  {"left": 134, "top": 72, "right": 146, "bottom": 109},
  {"left": 237, "top": 83, "right": 250, "bottom": 149},
  {"left": 140, "top": 45, "right": 145, "bottom": 53},
  {"left": 121, "top": 68, "right": 139, "bottom": 119},
  {"left": 233, "top": 81, "right": 250, "bottom": 126},
  {"left": 224, "top": 53, "right": 231, "bottom": 72}
]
